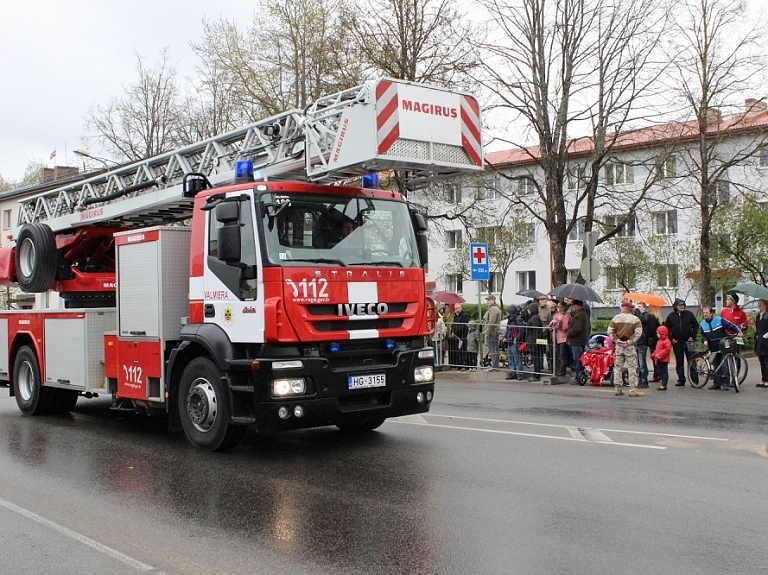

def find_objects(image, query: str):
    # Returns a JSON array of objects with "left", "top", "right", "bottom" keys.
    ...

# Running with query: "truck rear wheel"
[
  {"left": 13, "top": 346, "right": 55, "bottom": 415},
  {"left": 15, "top": 224, "right": 58, "bottom": 293},
  {"left": 178, "top": 357, "right": 246, "bottom": 451}
]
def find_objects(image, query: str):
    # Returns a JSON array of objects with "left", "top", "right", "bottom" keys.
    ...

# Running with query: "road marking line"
[
  {"left": 393, "top": 420, "right": 666, "bottom": 449},
  {"left": 0, "top": 496, "right": 155, "bottom": 572},
  {"left": 566, "top": 426, "right": 583, "bottom": 439},
  {"left": 580, "top": 427, "right": 613, "bottom": 442},
  {"left": 424, "top": 414, "right": 728, "bottom": 441}
]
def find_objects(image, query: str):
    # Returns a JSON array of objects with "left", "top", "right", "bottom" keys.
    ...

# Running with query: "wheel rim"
[
  {"left": 17, "top": 360, "right": 34, "bottom": 402},
  {"left": 18, "top": 238, "right": 35, "bottom": 278},
  {"left": 186, "top": 378, "right": 218, "bottom": 433}
]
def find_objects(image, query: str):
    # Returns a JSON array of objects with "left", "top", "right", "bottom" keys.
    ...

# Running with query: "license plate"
[{"left": 348, "top": 373, "right": 386, "bottom": 390}]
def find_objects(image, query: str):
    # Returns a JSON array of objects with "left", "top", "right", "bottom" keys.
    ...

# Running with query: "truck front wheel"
[
  {"left": 178, "top": 357, "right": 246, "bottom": 451},
  {"left": 13, "top": 346, "right": 54, "bottom": 415}
]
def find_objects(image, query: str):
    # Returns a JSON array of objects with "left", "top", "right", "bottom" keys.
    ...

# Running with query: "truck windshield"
[{"left": 260, "top": 192, "right": 421, "bottom": 268}]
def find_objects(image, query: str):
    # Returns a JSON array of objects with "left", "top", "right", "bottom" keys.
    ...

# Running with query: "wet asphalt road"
[{"left": 0, "top": 359, "right": 767, "bottom": 575}]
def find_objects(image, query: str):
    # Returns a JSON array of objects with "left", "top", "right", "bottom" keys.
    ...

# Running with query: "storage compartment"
[
  {"left": 44, "top": 309, "right": 115, "bottom": 391},
  {"left": 115, "top": 227, "right": 190, "bottom": 340}
]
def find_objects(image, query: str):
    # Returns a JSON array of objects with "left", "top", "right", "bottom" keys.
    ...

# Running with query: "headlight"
[
  {"left": 272, "top": 378, "right": 306, "bottom": 396},
  {"left": 413, "top": 365, "right": 434, "bottom": 383}
]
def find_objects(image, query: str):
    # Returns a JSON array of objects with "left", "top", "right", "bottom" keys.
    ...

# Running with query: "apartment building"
[{"left": 423, "top": 100, "right": 768, "bottom": 311}]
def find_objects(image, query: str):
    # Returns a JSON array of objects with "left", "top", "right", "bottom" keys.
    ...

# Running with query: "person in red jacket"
[
  {"left": 652, "top": 325, "right": 672, "bottom": 390},
  {"left": 721, "top": 293, "right": 748, "bottom": 335}
]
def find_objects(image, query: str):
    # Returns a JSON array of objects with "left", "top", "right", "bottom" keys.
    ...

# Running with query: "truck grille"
[{"left": 314, "top": 318, "right": 404, "bottom": 331}]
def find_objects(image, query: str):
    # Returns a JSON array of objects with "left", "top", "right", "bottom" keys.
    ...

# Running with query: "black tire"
[
  {"left": 577, "top": 370, "right": 589, "bottom": 386},
  {"left": 337, "top": 417, "right": 386, "bottom": 432},
  {"left": 13, "top": 346, "right": 55, "bottom": 415},
  {"left": 730, "top": 356, "right": 740, "bottom": 393},
  {"left": 688, "top": 355, "right": 710, "bottom": 388},
  {"left": 735, "top": 355, "right": 748, "bottom": 385},
  {"left": 178, "top": 357, "right": 246, "bottom": 451},
  {"left": 15, "top": 224, "right": 57, "bottom": 293},
  {"left": 523, "top": 353, "right": 534, "bottom": 368}
]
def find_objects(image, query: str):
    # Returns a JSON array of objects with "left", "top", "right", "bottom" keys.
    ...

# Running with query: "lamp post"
[{"left": 73, "top": 150, "right": 117, "bottom": 171}]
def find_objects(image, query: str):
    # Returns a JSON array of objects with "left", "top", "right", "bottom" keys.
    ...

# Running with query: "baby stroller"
[
  {"left": 578, "top": 333, "right": 615, "bottom": 386},
  {"left": 481, "top": 336, "right": 509, "bottom": 368}
]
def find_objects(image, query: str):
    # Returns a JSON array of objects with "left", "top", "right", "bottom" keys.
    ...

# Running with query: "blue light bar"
[{"left": 235, "top": 159, "right": 254, "bottom": 182}]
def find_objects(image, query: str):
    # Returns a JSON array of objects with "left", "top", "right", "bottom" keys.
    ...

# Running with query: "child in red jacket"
[{"left": 651, "top": 325, "right": 672, "bottom": 390}]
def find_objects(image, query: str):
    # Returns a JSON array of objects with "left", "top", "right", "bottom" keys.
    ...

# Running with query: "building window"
[
  {"left": 446, "top": 230, "right": 462, "bottom": 249},
  {"left": 606, "top": 266, "right": 637, "bottom": 291},
  {"left": 566, "top": 165, "right": 588, "bottom": 190},
  {"left": 445, "top": 185, "right": 462, "bottom": 204},
  {"left": 477, "top": 226, "right": 501, "bottom": 246},
  {"left": 654, "top": 210, "right": 678, "bottom": 235},
  {"left": 520, "top": 222, "right": 536, "bottom": 243},
  {"left": 568, "top": 217, "right": 586, "bottom": 241},
  {"left": 1, "top": 209, "right": 11, "bottom": 230},
  {"left": 604, "top": 162, "right": 634, "bottom": 185},
  {"left": 446, "top": 274, "right": 463, "bottom": 293},
  {"left": 716, "top": 180, "right": 730, "bottom": 204},
  {"left": 518, "top": 271, "right": 536, "bottom": 291},
  {"left": 758, "top": 147, "right": 768, "bottom": 167},
  {"left": 603, "top": 214, "right": 636, "bottom": 237},
  {"left": 657, "top": 156, "right": 677, "bottom": 178},
  {"left": 517, "top": 177, "right": 536, "bottom": 195},
  {"left": 657, "top": 264, "right": 679, "bottom": 288},
  {"left": 480, "top": 176, "right": 502, "bottom": 201},
  {"left": 488, "top": 271, "right": 503, "bottom": 294}
]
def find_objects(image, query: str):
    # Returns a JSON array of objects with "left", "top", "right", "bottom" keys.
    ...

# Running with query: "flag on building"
[{"left": 50, "top": 149, "right": 56, "bottom": 160}]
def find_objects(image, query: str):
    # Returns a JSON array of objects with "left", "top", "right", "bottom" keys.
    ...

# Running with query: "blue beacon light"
[
  {"left": 329, "top": 343, "right": 340, "bottom": 353},
  {"left": 362, "top": 173, "right": 380, "bottom": 189},
  {"left": 234, "top": 159, "right": 255, "bottom": 182}
]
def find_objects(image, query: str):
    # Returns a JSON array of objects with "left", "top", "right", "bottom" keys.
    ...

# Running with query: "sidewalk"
[{"left": 437, "top": 354, "right": 768, "bottom": 396}]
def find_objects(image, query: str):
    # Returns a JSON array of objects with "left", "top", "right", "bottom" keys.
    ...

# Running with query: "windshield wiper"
[
  {"left": 289, "top": 258, "right": 347, "bottom": 267},
  {"left": 349, "top": 261, "right": 404, "bottom": 267}
]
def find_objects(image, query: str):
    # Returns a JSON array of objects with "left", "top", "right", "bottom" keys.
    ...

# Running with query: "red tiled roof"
[{"left": 485, "top": 109, "right": 768, "bottom": 168}]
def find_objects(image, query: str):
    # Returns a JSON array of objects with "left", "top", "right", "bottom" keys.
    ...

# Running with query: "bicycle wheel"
[
  {"left": 734, "top": 354, "right": 748, "bottom": 385},
  {"left": 688, "top": 354, "right": 711, "bottom": 388},
  {"left": 730, "top": 355, "right": 740, "bottom": 393}
]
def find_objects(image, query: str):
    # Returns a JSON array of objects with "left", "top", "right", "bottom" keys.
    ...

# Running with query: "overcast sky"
[{"left": 0, "top": 0, "right": 254, "bottom": 182}]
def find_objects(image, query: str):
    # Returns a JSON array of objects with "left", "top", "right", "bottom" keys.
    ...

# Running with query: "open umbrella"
[
  {"left": 516, "top": 289, "right": 545, "bottom": 298},
  {"left": 548, "top": 283, "right": 604, "bottom": 303},
  {"left": 730, "top": 283, "right": 768, "bottom": 301},
  {"left": 622, "top": 292, "right": 667, "bottom": 307},
  {"left": 429, "top": 290, "right": 466, "bottom": 304}
]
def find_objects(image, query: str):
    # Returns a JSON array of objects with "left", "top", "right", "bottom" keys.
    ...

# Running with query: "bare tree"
[
  {"left": 346, "top": 0, "right": 478, "bottom": 88},
  {"left": 712, "top": 193, "right": 768, "bottom": 286},
  {"left": 666, "top": 0, "right": 767, "bottom": 306},
  {"left": 477, "top": 0, "right": 669, "bottom": 287},
  {"left": 192, "top": 0, "right": 362, "bottom": 122},
  {"left": 84, "top": 49, "right": 185, "bottom": 161}
]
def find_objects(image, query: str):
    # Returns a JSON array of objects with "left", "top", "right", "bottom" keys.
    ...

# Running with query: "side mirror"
[
  {"left": 411, "top": 212, "right": 428, "bottom": 267},
  {"left": 216, "top": 202, "right": 242, "bottom": 263}
]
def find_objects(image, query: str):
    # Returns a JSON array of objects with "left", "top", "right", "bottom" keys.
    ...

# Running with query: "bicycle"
[{"left": 687, "top": 337, "right": 747, "bottom": 392}]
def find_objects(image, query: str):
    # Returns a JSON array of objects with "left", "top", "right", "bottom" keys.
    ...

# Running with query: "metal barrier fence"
[{"left": 431, "top": 321, "right": 567, "bottom": 379}]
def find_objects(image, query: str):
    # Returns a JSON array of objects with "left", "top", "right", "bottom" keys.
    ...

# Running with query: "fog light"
[
  {"left": 426, "top": 391, "right": 433, "bottom": 401},
  {"left": 278, "top": 406, "right": 291, "bottom": 419},
  {"left": 418, "top": 349, "right": 434, "bottom": 359},
  {"left": 417, "top": 391, "right": 425, "bottom": 403},
  {"left": 294, "top": 405, "right": 305, "bottom": 418},
  {"left": 414, "top": 365, "right": 434, "bottom": 383}
]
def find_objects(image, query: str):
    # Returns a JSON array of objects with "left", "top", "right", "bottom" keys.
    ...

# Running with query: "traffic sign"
[
  {"left": 469, "top": 243, "right": 489, "bottom": 281},
  {"left": 580, "top": 256, "right": 601, "bottom": 283},
  {"left": 584, "top": 231, "right": 599, "bottom": 255}
]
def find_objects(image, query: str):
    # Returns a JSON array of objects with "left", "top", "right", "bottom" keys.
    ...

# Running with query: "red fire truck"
[{"left": 0, "top": 78, "right": 482, "bottom": 450}]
